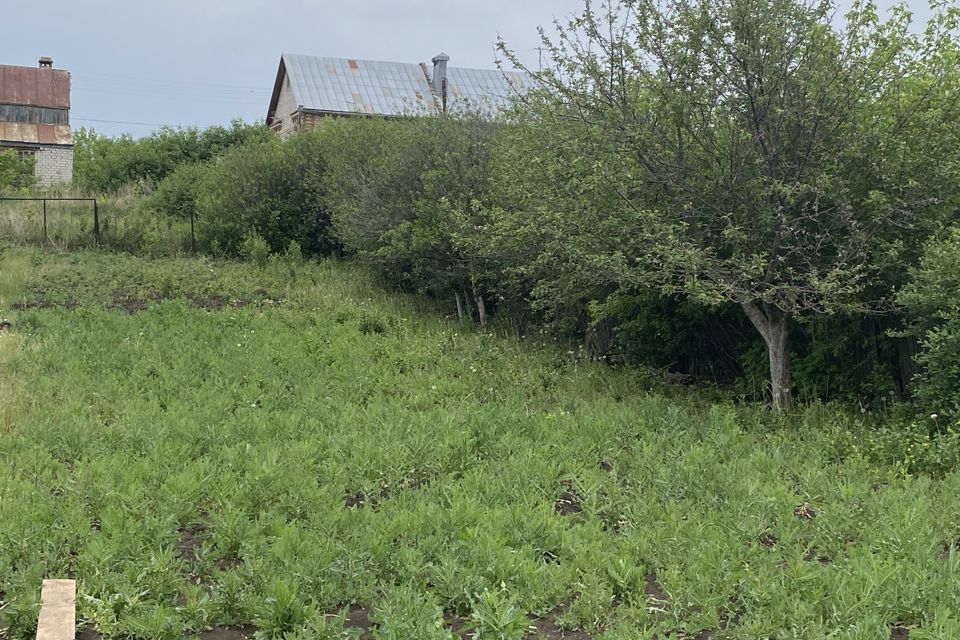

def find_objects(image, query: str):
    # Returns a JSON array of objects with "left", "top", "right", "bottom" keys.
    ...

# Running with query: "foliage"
[
  {"left": 899, "top": 229, "right": 960, "bottom": 418},
  {"left": 196, "top": 134, "right": 337, "bottom": 258},
  {"left": 497, "top": 0, "right": 960, "bottom": 408},
  {"left": 147, "top": 161, "right": 207, "bottom": 223},
  {"left": 322, "top": 111, "right": 499, "bottom": 321},
  {"left": 0, "top": 149, "right": 35, "bottom": 192},
  {"left": 73, "top": 121, "right": 271, "bottom": 194},
  {"left": 2, "top": 248, "right": 960, "bottom": 639},
  {"left": 240, "top": 231, "right": 271, "bottom": 271}
]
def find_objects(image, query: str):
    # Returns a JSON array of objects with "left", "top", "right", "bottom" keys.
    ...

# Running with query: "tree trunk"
[
  {"left": 742, "top": 302, "right": 793, "bottom": 411},
  {"left": 455, "top": 291, "right": 465, "bottom": 321},
  {"left": 472, "top": 280, "right": 488, "bottom": 328}
]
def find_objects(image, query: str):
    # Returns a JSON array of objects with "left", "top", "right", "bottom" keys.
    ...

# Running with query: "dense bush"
[
  {"left": 0, "top": 150, "right": 34, "bottom": 192},
  {"left": 899, "top": 229, "right": 960, "bottom": 418},
  {"left": 196, "top": 134, "right": 336, "bottom": 258},
  {"left": 323, "top": 112, "right": 499, "bottom": 322},
  {"left": 73, "top": 121, "right": 271, "bottom": 193}
]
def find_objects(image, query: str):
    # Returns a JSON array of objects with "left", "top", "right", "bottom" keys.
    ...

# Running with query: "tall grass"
[{"left": 0, "top": 185, "right": 192, "bottom": 255}]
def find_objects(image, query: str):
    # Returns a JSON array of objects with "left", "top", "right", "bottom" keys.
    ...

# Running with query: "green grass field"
[{"left": 1, "top": 247, "right": 959, "bottom": 640}]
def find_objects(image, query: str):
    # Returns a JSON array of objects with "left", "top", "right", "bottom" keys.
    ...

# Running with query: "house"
[
  {"left": 0, "top": 57, "right": 73, "bottom": 186},
  {"left": 266, "top": 52, "right": 530, "bottom": 137}
]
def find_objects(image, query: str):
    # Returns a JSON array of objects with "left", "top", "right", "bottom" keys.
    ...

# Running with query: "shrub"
[
  {"left": 0, "top": 149, "right": 35, "bottom": 192},
  {"left": 240, "top": 231, "right": 270, "bottom": 271},
  {"left": 73, "top": 121, "right": 271, "bottom": 194},
  {"left": 196, "top": 134, "right": 336, "bottom": 258},
  {"left": 147, "top": 161, "right": 208, "bottom": 223},
  {"left": 898, "top": 229, "right": 960, "bottom": 418}
]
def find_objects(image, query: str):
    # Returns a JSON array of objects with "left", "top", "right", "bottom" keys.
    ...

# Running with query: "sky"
[
  {"left": 1, "top": 0, "right": 935, "bottom": 138},
  {"left": 0, "top": 0, "right": 584, "bottom": 137}
]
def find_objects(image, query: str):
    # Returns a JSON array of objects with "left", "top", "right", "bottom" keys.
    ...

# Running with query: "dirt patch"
[
  {"left": 758, "top": 532, "right": 778, "bottom": 548},
  {"left": 939, "top": 541, "right": 957, "bottom": 560},
  {"left": 890, "top": 624, "right": 910, "bottom": 639},
  {"left": 378, "top": 469, "right": 433, "bottom": 500},
  {"left": 177, "top": 522, "right": 208, "bottom": 563},
  {"left": 555, "top": 481, "right": 583, "bottom": 516},
  {"left": 644, "top": 570, "right": 670, "bottom": 614},
  {"left": 342, "top": 605, "right": 374, "bottom": 640},
  {"left": 445, "top": 612, "right": 473, "bottom": 638},
  {"left": 793, "top": 503, "right": 817, "bottom": 521},
  {"left": 803, "top": 548, "right": 831, "bottom": 565},
  {"left": 343, "top": 490, "right": 370, "bottom": 509},
  {"left": 598, "top": 510, "right": 627, "bottom": 535},
  {"left": 111, "top": 288, "right": 161, "bottom": 314},
  {"left": 76, "top": 628, "right": 102, "bottom": 640},
  {"left": 12, "top": 287, "right": 281, "bottom": 314},
  {"left": 12, "top": 299, "right": 78, "bottom": 311},
  {"left": 525, "top": 611, "right": 593, "bottom": 639},
  {"left": 193, "top": 625, "right": 257, "bottom": 639}
]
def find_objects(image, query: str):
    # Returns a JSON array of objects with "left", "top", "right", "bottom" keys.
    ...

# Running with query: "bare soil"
[
  {"left": 554, "top": 481, "right": 583, "bottom": 516},
  {"left": 890, "top": 624, "right": 911, "bottom": 639}
]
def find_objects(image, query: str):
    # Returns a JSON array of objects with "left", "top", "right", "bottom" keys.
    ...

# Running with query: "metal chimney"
[
  {"left": 431, "top": 52, "right": 449, "bottom": 112},
  {"left": 39, "top": 56, "right": 54, "bottom": 68}
]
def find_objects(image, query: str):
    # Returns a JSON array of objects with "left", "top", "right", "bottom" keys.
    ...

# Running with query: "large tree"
[{"left": 499, "top": 0, "right": 960, "bottom": 409}]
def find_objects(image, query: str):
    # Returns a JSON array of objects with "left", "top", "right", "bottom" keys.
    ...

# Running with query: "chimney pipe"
[
  {"left": 39, "top": 56, "right": 53, "bottom": 68},
  {"left": 431, "top": 53, "right": 449, "bottom": 112}
]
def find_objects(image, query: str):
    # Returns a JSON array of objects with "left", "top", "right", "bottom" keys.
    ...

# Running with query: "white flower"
[{"left": 931, "top": 413, "right": 939, "bottom": 420}]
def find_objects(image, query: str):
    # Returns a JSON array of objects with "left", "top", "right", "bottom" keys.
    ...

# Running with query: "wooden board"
[{"left": 35, "top": 579, "right": 75, "bottom": 640}]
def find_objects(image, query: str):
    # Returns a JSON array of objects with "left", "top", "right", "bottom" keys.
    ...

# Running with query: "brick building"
[
  {"left": 0, "top": 57, "right": 74, "bottom": 186},
  {"left": 266, "top": 52, "right": 530, "bottom": 137}
]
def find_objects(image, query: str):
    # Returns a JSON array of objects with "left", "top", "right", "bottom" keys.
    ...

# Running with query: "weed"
[{"left": 1, "top": 248, "right": 960, "bottom": 639}]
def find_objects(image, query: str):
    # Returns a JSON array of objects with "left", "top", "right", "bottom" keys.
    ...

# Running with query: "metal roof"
[
  {"left": 0, "top": 123, "right": 73, "bottom": 145},
  {"left": 283, "top": 54, "right": 436, "bottom": 117},
  {"left": 0, "top": 64, "right": 70, "bottom": 109},
  {"left": 445, "top": 67, "right": 531, "bottom": 112},
  {"left": 271, "top": 53, "right": 530, "bottom": 119}
]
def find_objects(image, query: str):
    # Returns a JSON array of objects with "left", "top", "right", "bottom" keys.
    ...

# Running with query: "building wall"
[
  {"left": 273, "top": 74, "right": 300, "bottom": 138},
  {"left": 35, "top": 146, "right": 73, "bottom": 186}
]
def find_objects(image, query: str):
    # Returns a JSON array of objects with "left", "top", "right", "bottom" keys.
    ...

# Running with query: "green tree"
[
  {"left": 0, "top": 149, "right": 35, "bottom": 192},
  {"left": 323, "top": 112, "right": 499, "bottom": 324},
  {"left": 73, "top": 121, "right": 271, "bottom": 194},
  {"left": 499, "top": 0, "right": 960, "bottom": 409}
]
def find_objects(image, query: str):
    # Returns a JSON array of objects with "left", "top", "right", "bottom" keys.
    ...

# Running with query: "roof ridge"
[{"left": 281, "top": 52, "right": 525, "bottom": 75}]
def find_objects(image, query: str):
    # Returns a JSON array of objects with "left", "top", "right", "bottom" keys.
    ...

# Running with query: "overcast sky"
[
  {"left": 0, "top": 0, "right": 584, "bottom": 137},
  {"left": 0, "top": 1, "right": 934, "bottom": 138}
]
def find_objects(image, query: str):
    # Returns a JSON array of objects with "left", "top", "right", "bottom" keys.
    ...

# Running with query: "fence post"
[
  {"left": 93, "top": 199, "right": 100, "bottom": 244},
  {"left": 190, "top": 210, "right": 196, "bottom": 253},
  {"left": 42, "top": 199, "right": 47, "bottom": 246}
]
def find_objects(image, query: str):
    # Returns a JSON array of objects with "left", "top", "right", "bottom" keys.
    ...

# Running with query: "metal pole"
[
  {"left": 93, "top": 199, "right": 100, "bottom": 244},
  {"left": 42, "top": 199, "right": 47, "bottom": 246}
]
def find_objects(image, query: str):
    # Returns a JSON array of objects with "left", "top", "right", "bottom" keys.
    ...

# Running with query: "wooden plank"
[{"left": 35, "top": 579, "right": 75, "bottom": 640}]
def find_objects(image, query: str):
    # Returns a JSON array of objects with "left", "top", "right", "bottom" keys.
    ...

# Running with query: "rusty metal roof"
[
  {"left": 273, "top": 54, "right": 528, "bottom": 119},
  {"left": 0, "top": 64, "right": 70, "bottom": 109},
  {"left": 0, "top": 123, "right": 73, "bottom": 145}
]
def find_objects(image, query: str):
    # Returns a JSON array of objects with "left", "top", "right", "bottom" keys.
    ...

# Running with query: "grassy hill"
[{"left": 1, "top": 248, "right": 958, "bottom": 640}]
